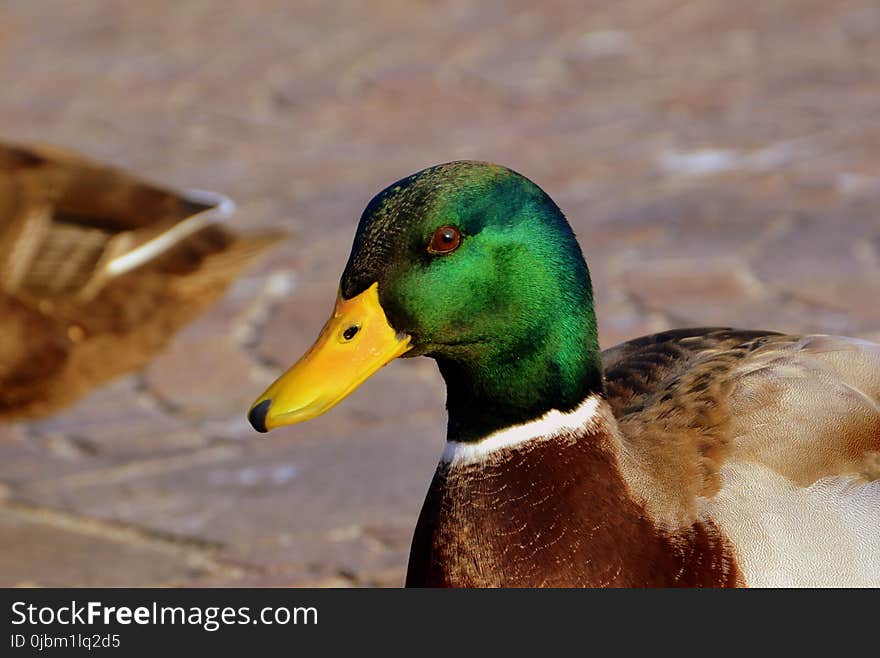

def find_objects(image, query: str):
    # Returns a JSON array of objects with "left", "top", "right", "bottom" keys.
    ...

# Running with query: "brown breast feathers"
[{"left": 406, "top": 423, "right": 741, "bottom": 588}]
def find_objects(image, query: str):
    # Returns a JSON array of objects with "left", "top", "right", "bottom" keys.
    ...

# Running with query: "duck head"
[{"left": 249, "top": 161, "right": 603, "bottom": 442}]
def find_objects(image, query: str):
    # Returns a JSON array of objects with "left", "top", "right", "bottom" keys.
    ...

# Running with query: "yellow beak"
[{"left": 247, "top": 282, "right": 411, "bottom": 432}]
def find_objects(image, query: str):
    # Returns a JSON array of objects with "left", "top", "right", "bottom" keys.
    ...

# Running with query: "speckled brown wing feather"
[
  {"left": 602, "top": 328, "right": 782, "bottom": 419},
  {"left": 601, "top": 329, "right": 880, "bottom": 521},
  {"left": 723, "top": 333, "right": 880, "bottom": 484}
]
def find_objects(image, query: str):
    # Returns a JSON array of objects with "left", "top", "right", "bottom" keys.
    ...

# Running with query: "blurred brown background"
[{"left": 0, "top": 0, "right": 878, "bottom": 586}]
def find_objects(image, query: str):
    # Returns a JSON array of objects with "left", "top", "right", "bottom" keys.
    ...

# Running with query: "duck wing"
[
  {"left": 602, "top": 328, "right": 880, "bottom": 586},
  {"left": 602, "top": 328, "right": 880, "bottom": 484}
]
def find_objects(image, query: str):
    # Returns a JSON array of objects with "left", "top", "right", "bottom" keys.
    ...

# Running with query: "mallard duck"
[
  {"left": 0, "top": 142, "right": 277, "bottom": 420},
  {"left": 248, "top": 161, "right": 880, "bottom": 587}
]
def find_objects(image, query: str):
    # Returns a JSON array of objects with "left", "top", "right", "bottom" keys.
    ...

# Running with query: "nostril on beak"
[{"left": 248, "top": 399, "right": 272, "bottom": 433}]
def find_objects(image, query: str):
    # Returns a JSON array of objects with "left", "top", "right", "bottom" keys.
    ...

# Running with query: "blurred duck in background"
[{"left": 0, "top": 142, "right": 276, "bottom": 420}]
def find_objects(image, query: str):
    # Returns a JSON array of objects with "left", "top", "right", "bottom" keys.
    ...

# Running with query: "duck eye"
[
  {"left": 428, "top": 225, "right": 462, "bottom": 255},
  {"left": 342, "top": 325, "right": 360, "bottom": 341}
]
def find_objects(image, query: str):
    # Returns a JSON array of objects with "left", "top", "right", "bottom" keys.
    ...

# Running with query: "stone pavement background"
[{"left": 0, "top": 0, "right": 878, "bottom": 586}]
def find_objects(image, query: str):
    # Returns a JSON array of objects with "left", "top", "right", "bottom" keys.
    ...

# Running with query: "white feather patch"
[
  {"left": 104, "top": 189, "right": 235, "bottom": 277},
  {"left": 441, "top": 395, "right": 601, "bottom": 465},
  {"left": 708, "top": 461, "right": 880, "bottom": 587}
]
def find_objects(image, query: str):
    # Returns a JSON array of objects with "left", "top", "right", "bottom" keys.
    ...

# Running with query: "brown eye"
[{"left": 428, "top": 225, "right": 462, "bottom": 255}]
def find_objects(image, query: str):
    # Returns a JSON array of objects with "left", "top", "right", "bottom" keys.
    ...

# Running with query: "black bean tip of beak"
[{"left": 248, "top": 399, "right": 272, "bottom": 433}]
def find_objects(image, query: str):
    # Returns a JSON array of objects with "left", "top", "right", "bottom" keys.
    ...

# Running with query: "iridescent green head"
[{"left": 249, "top": 161, "right": 602, "bottom": 442}]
